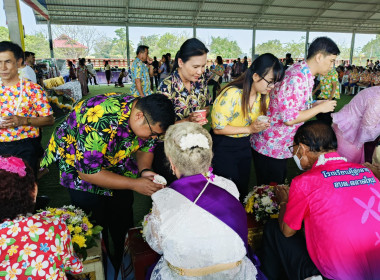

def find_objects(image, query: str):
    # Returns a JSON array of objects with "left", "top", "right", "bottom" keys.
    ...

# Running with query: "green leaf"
[
  {"left": 84, "top": 132, "right": 106, "bottom": 152},
  {"left": 102, "top": 99, "right": 120, "bottom": 114},
  {"left": 30, "top": 234, "right": 39, "bottom": 243},
  {"left": 25, "top": 266, "right": 34, "bottom": 276},
  {"left": 6, "top": 238, "right": 16, "bottom": 246},
  {"left": 17, "top": 254, "right": 24, "bottom": 263},
  {"left": 92, "top": 225, "right": 103, "bottom": 235},
  {"left": 49, "top": 226, "right": 55, "bottom": 233},
  {"left": 55, "top": 233, "right": 61, "bottom": 243},
  {"left": 4, "top": 255, "right": 9, "bottom": 261},
  {"left": 0, "top": 271, "right": 7, "bottom": 276},
  {"left": 53, "top": 263, "right": 56, "bottom": 270}
]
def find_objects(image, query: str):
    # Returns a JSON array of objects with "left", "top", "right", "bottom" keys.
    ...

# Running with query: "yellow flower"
[
  {"left": 67, "top": 225, "right": 74, "bottom": 233},
  {"left": 7, "top": 245, "right": 18, "bottom": 256},
  {"left": 76, "top": 150, "right": 83, "bottom": 161},
  {"left": 87, "top": 105, "right": 104, "bottom": 123},
  {"left": 58, "top": 146, "right": 65, "bottom": 156},
  {"left": 109, "top": 150, "right": 126, "bottom": 165},
  {"left": 72, "top": 234, "right": 86, "bottom": 248},
  {"left": 48, "top": 138, "right": 56, "bottom": 152},
  {"left": 65, "top": 154, "right": 75, "bottom": 166},
  {"left": 74, "top": 226, "right": 82, "bottom": 234},
  {"left": 85, "top": 229, "right": 93, "bottom": 236}
]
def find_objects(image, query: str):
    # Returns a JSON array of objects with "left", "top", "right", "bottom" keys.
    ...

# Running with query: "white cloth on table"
[
  {"left": 54, "top": 80, "right": 82, "bottom": 102},
  {"left": 145, "top": 175, "right": 257, "bottom": 280}
]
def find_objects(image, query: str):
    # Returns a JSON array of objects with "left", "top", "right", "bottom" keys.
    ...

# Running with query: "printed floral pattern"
[
  {"left": 130, "top": 58, "right": 152, "bottom": 96},
  {"left": 41, "top": 93, "right": 156, "bottom": 196},
  {"left": 0, "top": 214, "right": 83, "bottom": 279},
  {"left": 157, "top": 70, "right": 212, "bottom": 121},
  {"left": 0, "top": 80, "right": 53, "bottom": 142},
  {"left": 251, "top": 61, "right": 315, "bottom": 159},
  {"left": 211, "top": 87, "right": 268, "bottom": 138},
  {"left": 319, "top": 68, "right": 340, "bottom": 99}
]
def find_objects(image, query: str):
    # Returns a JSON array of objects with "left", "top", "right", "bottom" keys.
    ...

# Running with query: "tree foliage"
[
  {"left": 255, "top": 39, "right": 284, "bottom": 58},
  {"left": 209, "top": 36, "right": 242, "bottom": 59},
  {"left": 361, "top": 35, "right": 380, "bottom": 59},
  {"left": 52, "top": 25, "right": 101, "bottom": 58},
  {"left": 138, "top": 32, "right": 189, "bottom": 58}
]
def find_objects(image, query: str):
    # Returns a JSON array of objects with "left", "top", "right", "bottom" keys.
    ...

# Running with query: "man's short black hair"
[
  {"left": 307, "top": 37, "right": 340, "bottom": 60},
  {"left": 0, "top": 41, "right": 24, "bottom": 61},
  {"left": 24, "top": 51, "right": 35, "bottom": 58},
  {"left": 136, "top": 45, "right": 149, "bottom": 56},
  {"left": 294, "top": 120, "right": 337, "bottom": 152},
  {"left": 135, "top": 94, "right": 175, "bottom": 131}
]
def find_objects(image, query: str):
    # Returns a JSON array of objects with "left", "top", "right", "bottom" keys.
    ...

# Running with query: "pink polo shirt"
[
  {"left": 284, "top": 152, "right": 380, "bottom": 280},
  {"left": 250, "top": 61, "right": 314, "bottom": 159}
]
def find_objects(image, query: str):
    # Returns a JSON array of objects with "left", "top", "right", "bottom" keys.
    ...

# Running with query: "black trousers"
[
  {"left": 261, "top": 220, "right": 330, "bottom": 280},
  {"left": 252, "top": 149, "right": 288, "bottom": 185},
  {"left": 208, "top": 79, "right": 221, "bottom": 101},
  {"left": 105, "top": 70, "right": 111, "bottom": 83},
  {"left": 0, "top": 137, "right": 42, "bottom": 176},
  {"left": 68, "top": 188, "right": 134, "bottom": 274},
  {"left": 211, "top": 133, "right": 251, "bottom": 200},
  {"left": 152, "top": 141, "right": 177, "bottom": 186}
]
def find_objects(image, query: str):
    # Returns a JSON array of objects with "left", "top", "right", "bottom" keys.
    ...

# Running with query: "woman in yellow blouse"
[{"left": 211, "top": 53, "right": 284, "bottom": 199}]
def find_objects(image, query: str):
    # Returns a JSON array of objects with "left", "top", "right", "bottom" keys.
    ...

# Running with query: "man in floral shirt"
[
  {"left": 250, "top": 37, "right": 340, "bottom": 185},
  {"left": 0, "top": 41, "right": 54, "bottom": 175},
  {"left": 130, "top": 45, "right": 152, "bottom": 97},
  {"left": 42, "top": 93, "right": 175, "bottom": 272}
]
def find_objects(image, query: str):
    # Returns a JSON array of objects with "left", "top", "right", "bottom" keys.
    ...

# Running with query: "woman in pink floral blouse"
[{"left": 0, "top": 155, "right": 83, "bottom": 279}]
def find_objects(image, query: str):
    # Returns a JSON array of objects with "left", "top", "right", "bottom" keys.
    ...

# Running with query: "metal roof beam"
[
  {"left": 252, "top": 0, "right": 276, "bottom": 28},
  {"left": 308, "top": 0, "right": 337, "bottom": 26}
]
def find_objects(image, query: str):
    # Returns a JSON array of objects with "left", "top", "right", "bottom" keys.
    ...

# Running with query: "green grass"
[{"left": 38, "top": 83, "right": 354, "bottom": 224}]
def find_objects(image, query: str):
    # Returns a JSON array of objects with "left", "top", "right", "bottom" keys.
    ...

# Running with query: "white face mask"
[{"left": 293, "top": 146, "right": 304, "bottom": 171}]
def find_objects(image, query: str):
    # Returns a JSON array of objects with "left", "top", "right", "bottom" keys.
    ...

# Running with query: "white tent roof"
[{"left": 33, "top": 0, "right": 380, "bottom": 34}]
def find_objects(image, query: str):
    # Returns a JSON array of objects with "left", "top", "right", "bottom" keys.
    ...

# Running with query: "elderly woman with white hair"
[{"left": 144, "top": 122, "right": 264, "bottom": 280}]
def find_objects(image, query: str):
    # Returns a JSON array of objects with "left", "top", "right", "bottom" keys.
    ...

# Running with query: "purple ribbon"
[{"left": 170, "top": 174, "right": 267, "bottom": 280}]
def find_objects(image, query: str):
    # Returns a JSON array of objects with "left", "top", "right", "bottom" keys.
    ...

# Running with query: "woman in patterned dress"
[
  {"left": 153, "top": 38, "right": 212, "bottom": 185},
  {"left": 0, "top": 155, "right": 83, "bottom": 279},
  {"left": 211, "top": 53, "right": 284, "bottom": 199}
]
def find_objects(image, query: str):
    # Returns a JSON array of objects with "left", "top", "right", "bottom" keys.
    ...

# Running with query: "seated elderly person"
[
  {"left": 0, "top": 155, "right": 83, "bottom": 279},
  {"left": 261, "top": 120, "right": 380, "bottom": 280},
  {"left": 144, "top": 122, "right": 263, "bottom": 279}
]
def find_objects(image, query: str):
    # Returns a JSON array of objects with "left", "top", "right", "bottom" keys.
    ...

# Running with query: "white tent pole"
[
  {"left": 48, "top": 20, "right": 54, "bottom": 58},
  {"left": 349, "top": 32, "right": 355, "bottom": 65},
  {"left": 193, "top": 25, "right": 196, "bottom": 38},
  {"left": 304, "top": 30, "right": 309, "bottom": 60},
  {"left": 251, "top": 28, "right": 256, "bottom": 60},
  {"left": 126, "top": 24, "right": 130, "bottom": 67}
]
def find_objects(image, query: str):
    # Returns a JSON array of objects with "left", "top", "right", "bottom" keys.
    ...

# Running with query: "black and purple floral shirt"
[{"left": 41, "top": 93, "right": 156, "bottom": 196}]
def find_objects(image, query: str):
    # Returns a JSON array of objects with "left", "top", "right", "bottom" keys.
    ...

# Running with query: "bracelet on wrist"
[{"left": 139, "top": 168, "right": 154, "bottom": 177}]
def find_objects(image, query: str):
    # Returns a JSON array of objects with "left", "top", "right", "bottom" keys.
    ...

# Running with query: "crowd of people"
[{"left": 0, "top": 35, "right": 380, "bottom": 280}]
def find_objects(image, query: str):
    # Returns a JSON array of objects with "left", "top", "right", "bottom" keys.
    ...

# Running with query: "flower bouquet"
[
  {"left": 38, "top": 205, "right": 102, "bottom": 260},
  {"left": 244, "top": 185, "right": 286, "bottom": 223}
]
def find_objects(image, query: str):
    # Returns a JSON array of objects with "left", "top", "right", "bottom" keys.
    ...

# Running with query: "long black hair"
[
  {"left": 172, "top": 38, "right": 209, "bottom": 73},
  {"left": 220, "top": 53, "right": 284, "bottom": 118}
]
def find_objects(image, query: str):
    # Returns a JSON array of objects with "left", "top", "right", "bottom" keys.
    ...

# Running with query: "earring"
[{"left": 170, "top": 165, "right": 175, "bottom": 175}]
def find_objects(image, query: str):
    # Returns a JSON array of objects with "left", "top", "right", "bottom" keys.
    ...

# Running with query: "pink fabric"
[
  {"left": 333, "top": 123, "right": 364, "bottom": 164},
  {"left": 251, "top": 61, "right": 314, "bottom": 159},
  {"left": 332, "top": 87, "right": 380, "bottom": 149},
  {"left": 284, "top": 152, "right": 380, "bottom": 280}
]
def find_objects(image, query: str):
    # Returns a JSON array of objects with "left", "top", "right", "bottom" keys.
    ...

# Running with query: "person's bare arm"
[
  {"left": 78, "top": 170, "right": 163, "bottom": 196},
  {"left": 276, "top": 186, "right": 297, "bottom": 237},
  {"left": 284, "top": 100, "right": 337, "bottom": 126},
  {"left": 1, "top": 115, "right": 54, "bottom": 128},
  {"left": 135, "top": 78, "right": 145, "bottom": 97}
]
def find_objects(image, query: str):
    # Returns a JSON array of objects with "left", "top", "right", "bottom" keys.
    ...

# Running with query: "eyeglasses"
[
  {"left": 288, "top": 144, "right": 297, "bottom": 154},
  {"left": 143, "top": 114, "right": 163, "bottom": 139},
  {"left": 260, "top": 76, "right": 275, "bottom": 87}
]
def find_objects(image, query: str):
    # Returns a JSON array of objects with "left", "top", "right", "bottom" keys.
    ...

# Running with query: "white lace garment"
[{"left": 145, "top": 175, "right": 258, "bottom": 280}]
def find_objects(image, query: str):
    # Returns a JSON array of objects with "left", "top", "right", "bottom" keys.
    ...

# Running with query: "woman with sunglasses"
[{"left": 211, "top": 53, "right": 285, "bottom": 199}]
